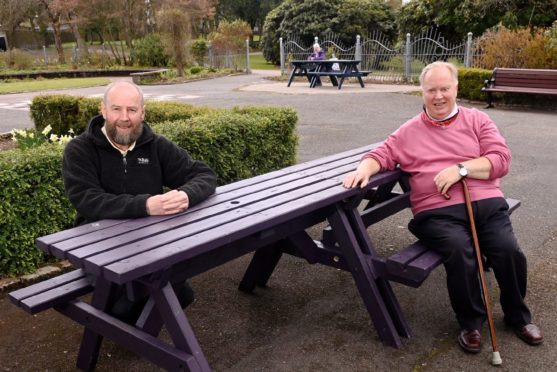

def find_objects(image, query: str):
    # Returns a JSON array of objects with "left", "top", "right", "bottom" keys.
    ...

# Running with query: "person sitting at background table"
[
  {"left": 308, "top": 43, "right": 325, "bottom": 61},
  {"left": 343, "top": 61, "right": 543, "bottom": 354},
  {"left": 62, "top": 81, "right": 217, "bottom": 324},
  {"left": 307, "top": 43, "right": 326, "bottom": 86}
]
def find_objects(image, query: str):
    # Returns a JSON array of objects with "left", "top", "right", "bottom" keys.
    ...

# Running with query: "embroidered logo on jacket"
[{"left": 137, "top": 158, "right": 150, "bottom": 165}]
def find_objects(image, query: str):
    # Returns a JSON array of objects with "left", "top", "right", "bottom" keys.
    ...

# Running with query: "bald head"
[{"left": 103, "top": 81, "right": 145, "bottom": 107}]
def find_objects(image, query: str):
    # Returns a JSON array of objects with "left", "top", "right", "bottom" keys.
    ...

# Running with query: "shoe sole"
[{"left": 515, "top": 332, "right": 544, "bottom": 346}]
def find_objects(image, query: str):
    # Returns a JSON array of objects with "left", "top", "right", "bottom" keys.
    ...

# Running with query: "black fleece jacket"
[{"left": 62, "top": 115, "right": 217, "bottom": 226}]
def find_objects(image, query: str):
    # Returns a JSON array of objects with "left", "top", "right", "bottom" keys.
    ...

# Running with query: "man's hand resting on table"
[
  {"left": 146, "top": 189, "right": 189, "bottom": 215},
  {"left": 343, "top": 158, "right": 381, "bottom": 189}
]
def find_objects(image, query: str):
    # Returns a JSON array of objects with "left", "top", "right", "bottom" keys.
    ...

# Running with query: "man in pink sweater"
[{"left": 343, "top": 62, "right": 543, "bottom": 353}]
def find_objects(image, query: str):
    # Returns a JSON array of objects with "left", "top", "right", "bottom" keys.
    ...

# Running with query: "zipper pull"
[{"left": 123, "top": 155, "right": 127, "bottom": 173}]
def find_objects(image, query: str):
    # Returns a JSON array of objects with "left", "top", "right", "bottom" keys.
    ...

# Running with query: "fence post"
[
  {"left": 209, "top": 44, "right": 214, "bottom": 68},
  {"left": 355, "top": 35, "right": 361, "bottom": 67},
  {"left": 101, "top": 43, "right": 106, "bottom": 68},
  {"left": 43, "top": 45, "right": 48, "bottom": 65},
  {"left": 246, "top": 38, "right": 251, "bottom": 74},
  {"left": 280, "top": 37, "right": 285, "bottom": 75},
  {"left": 464, "top": 32, "right": 473, "bottom": 68},
  {"left": 404, "top": 33, "right": 412, "bottom": 81}
]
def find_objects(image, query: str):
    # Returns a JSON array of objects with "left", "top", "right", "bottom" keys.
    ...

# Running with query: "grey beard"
[{"left": 107, "top": 123, "right": 143, "bottom": 146}]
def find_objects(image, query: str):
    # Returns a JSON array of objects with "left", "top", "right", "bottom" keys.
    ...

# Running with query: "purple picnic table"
[{"left": 12, "top": 143, "right": 423, "bottom": 371}]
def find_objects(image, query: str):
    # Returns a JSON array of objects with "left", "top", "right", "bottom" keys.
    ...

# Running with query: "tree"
[
  {"left": 38, "top": 0, "right": 66, "bottom": 63},
  {"left": 154, "top": 0, "right": 217, "bottom": 36},
  {"left": 209, "top": 19, "right": 252, "bottom": 53},
  {"left": 75, "top": 0, "right": 148, "bottom": 65},
  {"left": 332, "top": 0, "right": 396, "bottom": 42},
  {"left": 0, "top": 0, "right": 35, "bottom": 48},
  {"left": 261, "top": 0, "right": 396, "bottom": 64},
  {"left": 216, "top": 0, "right": 281, "bottom": 37},
  {"left": 398, "top": 0, "right": 557, "bottom": 44},
  {"left": 63, "top": 1, "right": 89, "bottom": 59},
  {"left": 157, "top": 8, "right": 190, "bottom": 76}
]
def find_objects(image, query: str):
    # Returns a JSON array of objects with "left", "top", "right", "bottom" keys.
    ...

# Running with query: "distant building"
[{"left": 0, "top": 31, "right": 8, "bottom": 51}]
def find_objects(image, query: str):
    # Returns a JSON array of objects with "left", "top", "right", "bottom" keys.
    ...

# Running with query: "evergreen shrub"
[{"left": 0, "top": 145, "right": 75, "bottom": 276}]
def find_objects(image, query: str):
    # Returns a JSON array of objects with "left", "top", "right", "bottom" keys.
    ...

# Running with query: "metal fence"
[
  {"left": 280, "top": 29, "right": 477, "bottom": 83},
  {"left": 206, "top": 42, "right": 250, "bottom": 72},
  {"left": 4, "top": 40, "right": 252, "bottom": 73}
]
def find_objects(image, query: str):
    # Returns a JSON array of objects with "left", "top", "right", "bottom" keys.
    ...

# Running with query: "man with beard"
[{"left": 62, "top": 81, "right": 217, "bottom": 323}]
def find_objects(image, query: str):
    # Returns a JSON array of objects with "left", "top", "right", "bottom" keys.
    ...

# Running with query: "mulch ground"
[{"left": 0, "top": 135, "right": 17, "bottom": 151}]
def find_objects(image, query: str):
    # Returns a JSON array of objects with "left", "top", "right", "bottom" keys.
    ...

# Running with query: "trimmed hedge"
[
  {"left": 0, "top": 145, "right": 75, "bottom": 275},
  {"left": 457, "top": 68, "right": 493, "bottom": 102},
  {"left": 2, "top": 97, "right": 298, "bottom": 276},
  {"left": 30, "top": 96, "right": 213, "bottom": 135},
  {"left": 153, "top": 107, "right": 297, "bottom": 184},
  {"left": 30, "top": 95, "right": 98, "bottom": 135}
]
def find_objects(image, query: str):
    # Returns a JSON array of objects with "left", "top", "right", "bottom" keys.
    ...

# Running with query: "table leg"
[
  {"left": 328, "top": 204, "right": 404, "bottom": 348},
  {"left": 338, "top": 66, "right": 349, "bottom": 89},
  {"left": 238, "top": 242, "right": 284, "bottom": 293},
  {"left": 76, "top": 278, "right": 117, "bottom": 371},
  {"left": 344, "top": 206, "right": 411, "bottom": 338},
  {"left": 152, "top": 282, "right": 211, "bottom": 372},
  {"left": 354, "top": 66, "right": 365, "bottom": 88},
  {"left": 356, "top": 74, "right": 365, "bottom": 88},
  {"left": 287, "top": 67, "right": 298, "bottom": 87},
  {"left": 310, "top": 64, "right": 322, "bottom": 88}
]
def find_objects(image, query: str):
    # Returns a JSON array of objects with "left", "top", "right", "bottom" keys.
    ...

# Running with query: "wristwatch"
[{"left": 457, "top": 163, "right": 468, "bottom": 178}]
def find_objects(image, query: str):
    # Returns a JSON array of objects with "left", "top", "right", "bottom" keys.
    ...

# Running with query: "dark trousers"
[{"left": 408, "top": 197, "right": 532, "bottom": 330}]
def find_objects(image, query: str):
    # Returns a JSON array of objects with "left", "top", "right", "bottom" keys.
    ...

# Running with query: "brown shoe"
[
  {"left": 514, "top": 323, "right": 544, "bottom": 345},
  {"left": 458, "top": 329, "right": 482, "bottom": 353}
]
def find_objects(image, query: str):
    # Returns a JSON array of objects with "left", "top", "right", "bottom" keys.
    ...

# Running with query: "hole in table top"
[{"left": 230, "top": 201, "right": 240, "bottom": 204}]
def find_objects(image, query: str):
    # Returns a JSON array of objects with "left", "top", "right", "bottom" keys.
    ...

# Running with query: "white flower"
[
  {"left": 68, "top": 128, "right": 75, "bottom": 134},
  {"left": 19, "top": 130, "right": 28, "bottom": 138},
  {"left": 28, "top": 132, "right": 34, "bottom": 138},
  {"left": 59, "top": 135, "right": 73, "bottom": 145},
  {"left": 49, "top": 134, "right": 59, "bottom": 142},
  {"left": 41, "top": 125, "right": 52, "bottom": 136}
]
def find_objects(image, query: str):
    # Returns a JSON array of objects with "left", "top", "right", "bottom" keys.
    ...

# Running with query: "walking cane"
[{"left": 461, "top": 179, "right": 502, "bottom": 366}]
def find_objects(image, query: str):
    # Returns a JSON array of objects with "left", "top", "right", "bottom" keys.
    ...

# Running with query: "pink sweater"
[{"left": 364, "top": 107, "right": 511, "bottom": 215}]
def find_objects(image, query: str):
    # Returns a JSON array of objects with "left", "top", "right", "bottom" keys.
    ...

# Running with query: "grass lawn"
[
  {"left": 250, "top": 53, "right": 279, "bottom": 70},
  {"left": 0, "top": 77, "right": 111, "bottom": 94}
]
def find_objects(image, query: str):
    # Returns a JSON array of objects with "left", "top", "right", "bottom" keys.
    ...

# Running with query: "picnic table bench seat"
[
  {"left": 482, "top": 68, "right": 557, "bottom": 107},
  {"left": 307, "top": 70, "right": 370, "bottom": 77},
  {"left": 9, "top": 269, "right": 93, "bottom": 315},
  {"left": 319, "top": 195, "right": 521, "bottom": 288}
]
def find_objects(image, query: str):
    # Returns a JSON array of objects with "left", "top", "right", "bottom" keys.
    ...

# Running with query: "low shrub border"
[{"left": 1, "top": 98, "right": 298, "bottom": 276}]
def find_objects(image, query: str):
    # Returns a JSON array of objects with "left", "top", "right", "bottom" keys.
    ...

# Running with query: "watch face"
[{"left": 459, "top": 165, "right": 467, "bottom": 177}]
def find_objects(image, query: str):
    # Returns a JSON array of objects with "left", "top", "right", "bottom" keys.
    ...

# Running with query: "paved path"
[{"left": 1, "top": 70, "right": 556, "bottom": 371}]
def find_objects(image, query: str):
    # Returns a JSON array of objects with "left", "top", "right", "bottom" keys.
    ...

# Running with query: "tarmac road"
[{"left": 1, "top": 72, "right": 556, "bottom": 371}]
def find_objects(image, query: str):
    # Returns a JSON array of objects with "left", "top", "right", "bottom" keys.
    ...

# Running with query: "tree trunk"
[
  {"left": 52, "top": 20, "right": 66, "bottom": 64},
  {"left": 173, "top": 32, "right": 184, "bottom": 77},
  {"left": 67, "top": 13, "right": 89, "bottom": 59}
]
